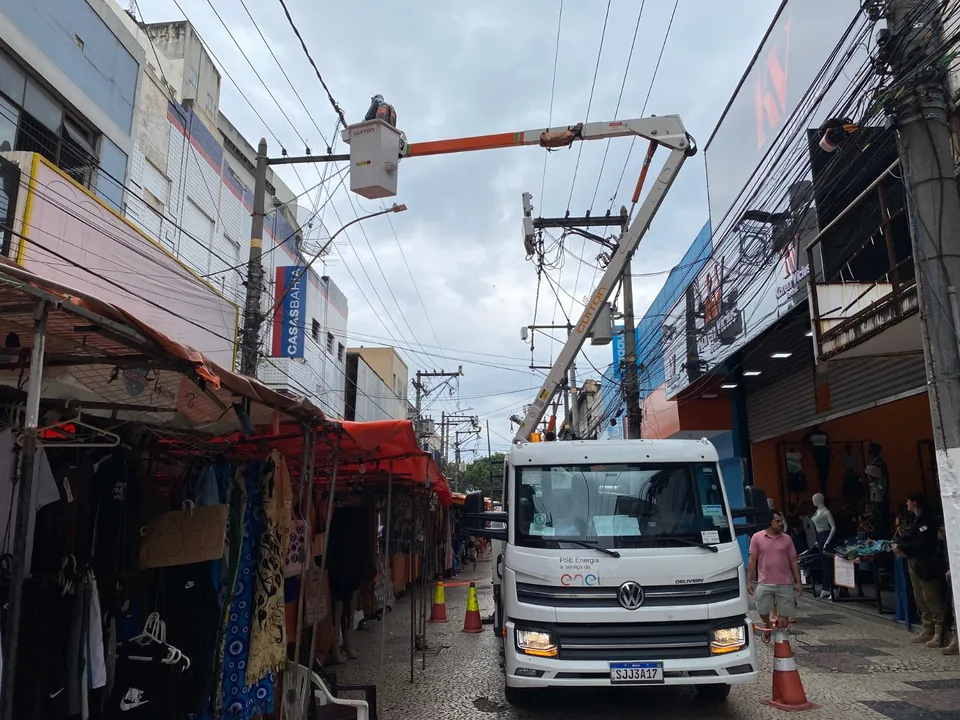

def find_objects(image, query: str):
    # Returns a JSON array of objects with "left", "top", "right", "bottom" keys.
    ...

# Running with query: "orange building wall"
[
  {"left": 750, "top": 392, "right": 933, "bottom": 510},
  {"left": 641, "top": 386, "right": 732, "bottom": 439}
]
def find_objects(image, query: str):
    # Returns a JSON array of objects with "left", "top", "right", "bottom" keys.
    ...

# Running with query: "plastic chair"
[{"left": 282, "top": 662, "right": 369, "bottom": 720}]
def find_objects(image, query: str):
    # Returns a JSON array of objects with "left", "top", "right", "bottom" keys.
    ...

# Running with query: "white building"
[{"left": 110, "top": 9, "right": 349, "bottom": 417}]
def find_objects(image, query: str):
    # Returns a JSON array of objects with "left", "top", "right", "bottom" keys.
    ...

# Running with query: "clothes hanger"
[{"left": 37, "top": 409, "right": 121, "bottom": 448}]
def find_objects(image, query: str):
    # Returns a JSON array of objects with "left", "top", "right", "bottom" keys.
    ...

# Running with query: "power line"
[
  {"left": 235, "top": 0, "right": 331, "bottom": 150},
  {"left": 275, "top": 0, "right": 348, "bottom": 128},
  {"left": 591, "top": 1, "right": 646, "bottom": 211},
  {"left": 611, "top": 0, "right": 680, "bottom": 211}
]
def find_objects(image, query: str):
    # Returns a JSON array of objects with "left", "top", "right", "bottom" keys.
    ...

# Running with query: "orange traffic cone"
[
  {"left": 429, "top": 580, "right": 448, "bottom": 623},
  {"left": 763, "top": 629, "right": 816, "bottom": 711},
  {"left": 462, "top": 582, "right": 483, "bottom": 633}
]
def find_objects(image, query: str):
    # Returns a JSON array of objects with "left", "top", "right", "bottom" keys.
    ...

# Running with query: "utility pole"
[
  {"left": 413, "top": 367, "right": 463, "bottom": 419},
  {"left": 486, "top": 419, "right": 493, "bottom": 492},
  {"left": 240, "top": 138, "right": 268, "bottom": 376},
  {"left": 239, "top": 140, "right": 350, "bottom": 377},
  {"left": 525, "top": 323, "right": 576, "bottom": 432},
  {"left": 886, "top": 0, "right": 960, "bottom": 612},
  {"left": 525, "top": 206, "right": 630, "bottom": 438}
]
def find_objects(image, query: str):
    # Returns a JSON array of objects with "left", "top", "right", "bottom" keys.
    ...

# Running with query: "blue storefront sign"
[{"left": 271, "top": 265, "right": 307, "bottom": 358}]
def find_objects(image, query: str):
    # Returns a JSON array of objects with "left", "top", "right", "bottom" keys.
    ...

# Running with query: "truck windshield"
[{"left": 515, "top": 462, "right": 733, "bottom": 549}]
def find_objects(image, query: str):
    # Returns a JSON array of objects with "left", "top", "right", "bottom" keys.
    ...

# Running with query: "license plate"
[{"left": 609, "top": 662, "right": 664, "bottom": 684}]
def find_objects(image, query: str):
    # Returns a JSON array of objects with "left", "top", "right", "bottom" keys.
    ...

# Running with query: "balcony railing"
[{"left": 806, "top": 160, "right": 920, "bottom": 361}]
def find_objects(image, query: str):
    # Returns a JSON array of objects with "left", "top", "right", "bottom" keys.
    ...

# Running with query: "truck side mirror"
[
  {"left": 730, "top": 485, "right": 772, "bottom": 537},
  {"left": 463, "top": 490, "right": 507, "bottom": 542}
]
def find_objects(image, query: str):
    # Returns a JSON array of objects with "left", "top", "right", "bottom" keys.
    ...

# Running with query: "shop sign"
[
  {"left": 611, "top": 325, "right": 625, "bottom": 380},
  {"left": 704, "top": 0, "right": 864, "bottom": 236},
  {"left": 271, "top": 265, "right": 307, "bottom": 359}
]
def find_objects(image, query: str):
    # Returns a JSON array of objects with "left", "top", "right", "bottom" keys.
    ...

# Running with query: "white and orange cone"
[{"left": 763, "top": 629, "right": 817, "bottom": 711}]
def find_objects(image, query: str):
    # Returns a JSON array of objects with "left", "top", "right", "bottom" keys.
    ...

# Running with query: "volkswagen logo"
[{"left": 618, "top": 581, "right": 645, "bottom": 610}]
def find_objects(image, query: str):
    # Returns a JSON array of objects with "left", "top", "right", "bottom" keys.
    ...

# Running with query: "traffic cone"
[
  {"left": 429, "top": 580, "right": 448, "bottom": 623},
  {"left": 462, "top": 582, "right": 483, "bottom": 633},
  {"left": 763, "top": 629, "right": 817, "bottom": 711}
]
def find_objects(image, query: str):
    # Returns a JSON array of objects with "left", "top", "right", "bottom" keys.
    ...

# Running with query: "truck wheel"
[
  {"left": 695, "top": 683, "right": 731, "bottom": 702},
  {"left": 504, "top": 682, "right": 531, "bottom": 707}
]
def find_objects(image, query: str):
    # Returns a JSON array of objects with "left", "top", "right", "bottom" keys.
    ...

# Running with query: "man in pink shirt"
[{"left": 748, "top": 511, "right": 803, "bottom": 641}]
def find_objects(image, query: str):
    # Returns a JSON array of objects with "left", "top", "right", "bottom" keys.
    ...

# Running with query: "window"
[
  {"left": 205, "top": 93, "right": 215, "bottom": 112},
  {"left": 143, "top": 188, "right": 164, "bottom": 214},
  {"left": 326, "top": 331, "right": 335, "bottom": 354},
  {"left": 188, "top": 68, "right": 198, "bottom": 87},
  {"left": 94, "top": 136, "right": 126, "bottom": 211},
  {"left": 0, "top": 50, "right": 116, "bottom": 195},
  {"left": 337, "top": 343, "right": 345, "bottom": 362},
  {"left": 515, "top": 462, "right": 732, "bottom": 550},
  {"left": 312, "top": 319, "right": 320, "bottom": 342}
]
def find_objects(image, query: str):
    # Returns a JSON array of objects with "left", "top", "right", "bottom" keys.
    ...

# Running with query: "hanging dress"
[{"left": 215, "top": 460, "right": 275, "bottom": 719}]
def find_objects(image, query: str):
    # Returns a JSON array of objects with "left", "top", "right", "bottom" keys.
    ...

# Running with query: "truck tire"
[
  {"left": 504, "top": 682, "right": 531, "bottom": 707},
  {"left": 695, "top": 683, "right": 731, "bottom": 702}
]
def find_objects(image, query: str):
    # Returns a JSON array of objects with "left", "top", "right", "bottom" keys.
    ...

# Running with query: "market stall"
[{"left": 0, "top": 263, "right": 451, "bottom": 719}]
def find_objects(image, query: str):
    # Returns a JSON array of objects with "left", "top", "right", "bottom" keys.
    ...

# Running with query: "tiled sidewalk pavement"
[{"left": 330, "top": 561, "right": 960, "bottom": 719}]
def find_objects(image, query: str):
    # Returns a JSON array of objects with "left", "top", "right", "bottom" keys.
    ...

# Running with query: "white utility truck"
[{"left": 467, "top": 439, "right": 767, "bottom": 705}]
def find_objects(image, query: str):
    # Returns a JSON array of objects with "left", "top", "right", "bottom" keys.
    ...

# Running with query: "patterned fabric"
[
  {"left": 246, "top": 450, "right": 292, "bottom": 685},
  {"left": 285, "top": 515, "right": 306, "bottom": 578},
  {"left": 216, "top": 460, "right": 274, "bottom": 720}
]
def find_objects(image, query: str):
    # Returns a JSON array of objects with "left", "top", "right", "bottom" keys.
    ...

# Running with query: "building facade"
[
  {"left": 347, "top": 347, "right": 409, "bottom": 421},
  {"left": 344, "top": 350, "right": 402, "bottom": 422},
  {"left": 108, "top": 8, "right": 349, "bottom": 416}
]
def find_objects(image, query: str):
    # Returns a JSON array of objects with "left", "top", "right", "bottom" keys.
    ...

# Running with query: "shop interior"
[{"left": 750, "top": 391, "right": 947, "bottom": 629}]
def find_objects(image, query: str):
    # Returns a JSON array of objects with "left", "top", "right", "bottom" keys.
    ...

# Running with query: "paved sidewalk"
[{"left": 331, "top": 560, "right": 960, "bottom": 719}]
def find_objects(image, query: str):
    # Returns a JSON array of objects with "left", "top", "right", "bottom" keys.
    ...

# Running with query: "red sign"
[{"left": 752, "top": 19, "right": 792, "bottom": 150}]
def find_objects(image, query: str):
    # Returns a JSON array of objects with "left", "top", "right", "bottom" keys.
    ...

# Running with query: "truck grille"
[
  {"left": 519, "top": 618, "right": 746, "bottom": 662},
  {"left": 516, "top": 577, "right": 740, "bottom": 609}
]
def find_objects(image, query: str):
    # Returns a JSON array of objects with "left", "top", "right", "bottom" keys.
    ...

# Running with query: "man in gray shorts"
[{"left": 748, "top": 511, "right": 803, "bottom": 641}]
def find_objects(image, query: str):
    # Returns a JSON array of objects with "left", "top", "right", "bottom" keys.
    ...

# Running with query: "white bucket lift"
[{"left": 341, "top": 119, "right": 403, "bottom": 199}]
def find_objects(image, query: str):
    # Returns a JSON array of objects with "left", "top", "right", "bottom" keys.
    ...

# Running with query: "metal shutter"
[
  {"left": 746, "top": 367, "right": 817, "bottom": 443},
  {"left": 746, "top": 353, "right": 927, "bottom": 442},
  {"left": 826, "top": 354, "right": 927, "bottom": 414}
]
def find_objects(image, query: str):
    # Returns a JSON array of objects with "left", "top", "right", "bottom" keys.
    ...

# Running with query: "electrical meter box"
[{"left": 341, "top": 120, "right": 402, "bottom": 199}]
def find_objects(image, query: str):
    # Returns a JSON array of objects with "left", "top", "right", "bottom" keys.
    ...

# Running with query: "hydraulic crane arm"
[
  {"left": 502, "top": 116, "right": 697, "bottom": 443},
  {"left": 403, "top": 116, "right": 691, "bottom": 159},
  {"left": 387, "top": 114, "right": 695, "bottom": 444}
]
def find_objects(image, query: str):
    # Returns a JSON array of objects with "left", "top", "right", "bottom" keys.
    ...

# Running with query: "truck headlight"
[
  {"left": 516, "top": 629, "right": 558, "bottom": 658},
  {"left": 710, "top": 626, "right": 746, "bottom": 654}
]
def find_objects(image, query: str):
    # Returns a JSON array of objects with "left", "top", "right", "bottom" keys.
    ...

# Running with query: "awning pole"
[
  {"left": 310, "top": 431, "right": 341, "bottom": 669},
  {"left": 1, "top": 299, "right": 49, "bottom": 720},
  {"left": 409, "top": 499, "right": 415, "bottom": 684},
  {"left": 293, "top": 425, "right": 317, "bottom": 671},
  {"left": 421, "top": 495, "right": 428, "bottom": 672},
  {"left": 379, "top": 465, "right": 393, "bottom": 700}
]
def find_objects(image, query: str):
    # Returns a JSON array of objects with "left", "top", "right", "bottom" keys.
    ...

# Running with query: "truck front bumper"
[{"left": 503, "top": 619, "right": 758, "bottom": 689}]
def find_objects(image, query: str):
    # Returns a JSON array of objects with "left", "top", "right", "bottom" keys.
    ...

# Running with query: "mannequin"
[
  {"left": 785, "top": 446, "right": 806, "bottom": 496},
  {"left": 812, "top": 493, "right": 837, "bottom": 600},
  {"left": 866, "top": 443, "right": 890, "bottom": 538},
  {"left": 805, "top": 426, "right": 831, "bottom": 493}
]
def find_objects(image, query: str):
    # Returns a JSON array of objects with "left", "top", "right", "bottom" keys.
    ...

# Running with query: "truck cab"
[{"left": 469, "top": 437, "right": 762, "bottom": 706}]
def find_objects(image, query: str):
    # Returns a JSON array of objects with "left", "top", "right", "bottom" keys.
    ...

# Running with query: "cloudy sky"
[{"left": 141, "top": 0, "right": 777, "bottom": 457}]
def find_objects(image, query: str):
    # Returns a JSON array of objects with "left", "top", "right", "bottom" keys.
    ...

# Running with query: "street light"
[{"left": 260, "top": 204, "right": 407, "bottom": 338}]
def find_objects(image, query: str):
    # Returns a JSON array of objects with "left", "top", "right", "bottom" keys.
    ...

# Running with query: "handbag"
[{"left": 285, "top": 512, "right": 307, "bottom": 578}]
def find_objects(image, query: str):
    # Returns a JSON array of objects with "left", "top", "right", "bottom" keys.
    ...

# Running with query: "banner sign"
[
  {"left": 272, "top": 265, "right": 307, "bottom": 358},
  {"left": 704, "top": 0, "right": 865, "bottom": 236}
]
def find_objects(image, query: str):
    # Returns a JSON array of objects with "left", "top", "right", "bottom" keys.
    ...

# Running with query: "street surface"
[{"left": 335, "top": 559, "right": 960, "bottom": 719}]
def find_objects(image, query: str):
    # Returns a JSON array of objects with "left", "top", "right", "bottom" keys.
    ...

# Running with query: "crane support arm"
[
  {"left": 403, "top": 116, "right": 691, "bottom": 158},
  {"left": 513, "top": 120, "right": 696, "bottom": 443}
]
